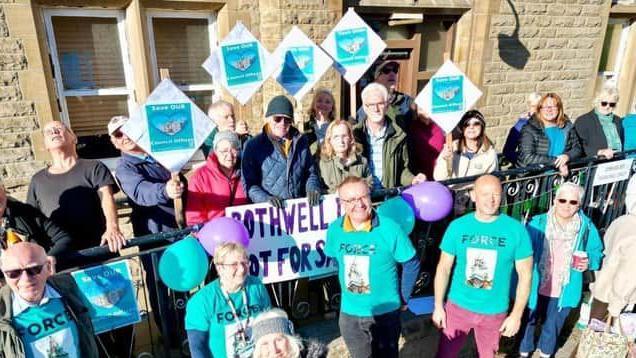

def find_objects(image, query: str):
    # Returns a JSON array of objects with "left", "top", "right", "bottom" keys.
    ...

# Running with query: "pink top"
[
  {"left": 539, "top": 238, "right": 572, "bottom": 297},
  {"left": 408, "top": 119, "right": 445, "bottom": 179}
]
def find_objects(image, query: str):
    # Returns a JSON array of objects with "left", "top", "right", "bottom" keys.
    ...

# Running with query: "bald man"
[
  {"left": 0, "top": 242, "right": 98, "bottom": 357},
  {"left": 432, "top": 175, "right": 533, "bottom": 358}
]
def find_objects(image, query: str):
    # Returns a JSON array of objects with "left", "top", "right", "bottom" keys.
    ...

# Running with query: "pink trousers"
[{"left": 436, "top": 301, "right": 507, "bottom": 358}]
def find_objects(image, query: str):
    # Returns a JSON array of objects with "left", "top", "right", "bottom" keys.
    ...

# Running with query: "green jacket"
[
  {"left": 319, "top": 153, "right": 372, "bottom": 193},
  {"left": 353, "top": 116, "right": 415, "bottom": 189},
  {"left": 0, "top": 274, "right": 99, "bottom": 358}
]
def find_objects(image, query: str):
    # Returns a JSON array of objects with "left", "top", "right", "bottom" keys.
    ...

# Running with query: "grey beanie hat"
[
  {"left": 251, "top": 316, "right": 295, "bottom": 343},
  {"left": 213, "top": 130, "right": 240, "bottom": 151}
]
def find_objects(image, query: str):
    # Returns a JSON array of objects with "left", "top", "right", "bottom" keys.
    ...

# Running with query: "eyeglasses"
[
  {"left": 364, "top": 102, "right": 386, "bottom": 110},
  {"left": 340, "top": 195, "right": 369, "bottom": 206},
  {"left": 272, "top": 116, "right": 293, "bottom": 125},
  {"left": 541, "top": 106, "right": 558, "bottom": 111},
  {"left": 380, "top": 66, "right": 399, "bottom": 75},
  {"left": 600, "top": 101, "right": 617, "bottom": 108},
  {"left": 218, "top": 261, "right": 249, "bottom": 270},
  {"left": 557, "top": 198, "right": 579, "bottom": 206},
  {"left": 217, "top": 148, "right": 239, "bottom": 156},
  {"left": 3, "top": 264, "right": 46, "bottom": 279},
  {"left": 463, "top": 120, "right": 483, "bottom": 128}
]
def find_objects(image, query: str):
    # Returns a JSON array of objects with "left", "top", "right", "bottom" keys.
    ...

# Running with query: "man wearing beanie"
[{"left": 242, "top": 95, "right": 321, "bottom": 208}]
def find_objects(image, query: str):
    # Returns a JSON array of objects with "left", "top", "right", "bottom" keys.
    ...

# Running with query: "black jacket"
[
  {"left": 574, "top": 110, "right": 624, "bottom": 157},
  {"left": 518, "top": 118, "right": 582, "bottom": 167},
  {"left": 3, "top": 198, "right": 73, "bottom": 258}
]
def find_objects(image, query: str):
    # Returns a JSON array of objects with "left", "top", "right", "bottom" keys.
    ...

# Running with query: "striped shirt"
[{"left": 367, "top": 125, "right": 387, "bottom": 189}]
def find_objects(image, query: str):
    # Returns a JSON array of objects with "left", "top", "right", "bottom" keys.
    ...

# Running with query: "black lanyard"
[{"left": 221, "top": 287, "right": 250, "bottom": 343}]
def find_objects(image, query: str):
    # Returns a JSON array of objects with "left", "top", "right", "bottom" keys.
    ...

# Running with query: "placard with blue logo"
[{"left": 71, "top": 260, "right": 141, "bottom": 334}]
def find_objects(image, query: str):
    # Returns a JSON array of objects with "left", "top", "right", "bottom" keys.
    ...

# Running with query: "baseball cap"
[{"left": 107, "top": 116, "right": 129, "bottom": 136}]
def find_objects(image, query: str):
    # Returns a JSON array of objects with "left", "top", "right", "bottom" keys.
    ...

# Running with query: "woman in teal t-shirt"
[{"left": 186, "top": 242, "right": 271, "bottom": 358}]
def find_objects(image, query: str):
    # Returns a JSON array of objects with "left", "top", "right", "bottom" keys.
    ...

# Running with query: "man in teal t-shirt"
[
  {"left": 433, "top": 175, "right": 533, "bottom": 358},
  {"left": 325, "top": 176, "right": 420, "bottom": 358}
]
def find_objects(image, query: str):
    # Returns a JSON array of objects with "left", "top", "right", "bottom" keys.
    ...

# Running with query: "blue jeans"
[
  {"left": 338, "top": 310, "right": 401, "bottom": 358},
  {"left": 519, "top": 295, "right": 571, "bottom": 355}
]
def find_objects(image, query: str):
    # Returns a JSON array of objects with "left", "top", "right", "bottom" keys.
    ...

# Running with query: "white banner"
[
  {"left": 225, "top": 194, "right": 342, "bottom": 284},
  {"left": 414, "top": 60, "right": 483, "bottom": 134}
]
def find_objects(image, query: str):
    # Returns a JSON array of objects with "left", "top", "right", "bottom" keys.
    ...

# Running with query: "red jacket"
[{"left": 185, "top": 154, "right": 249, "bottom": 225}]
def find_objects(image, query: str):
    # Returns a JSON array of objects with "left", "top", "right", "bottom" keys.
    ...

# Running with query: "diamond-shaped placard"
[
  {"left": 414, "top": 60, "right": 483, "bottom": 134},
  {"left": 321, "top": 8, "right": 386, "bottom": 85},
  {"left": 121, "top": 79, "right": 215, "bottom": 172},
  {"left": 271, "top": 26, "right": 334, "bottom": 100},
  {"left": 202, "top": 22, "right": 279, "bottom": 105}
]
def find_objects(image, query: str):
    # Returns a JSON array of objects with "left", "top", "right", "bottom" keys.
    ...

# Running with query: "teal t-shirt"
[
  {"left": 544, "top": 126, "right": 566, "bottom": 157},
  {"left": 325, "top": 214, "right": 416, "bottom": 317},
  {"left": 185, "top": 275, "right": 271, "bottom": 358},
  {"left": 623, "top": 114, "right": 636, "bottom": 152},
  {"left": 12, "top": 297, "right": 80, "bottom": 358},
  {"left": 440, "top": 213, "right": 533, "bottom": 315}
]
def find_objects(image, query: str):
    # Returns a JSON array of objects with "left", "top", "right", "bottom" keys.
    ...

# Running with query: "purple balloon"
[
  {"left": 401, "top": 181, "right": 453, "bottom": 222},
  {"left": 196, "top": 217, "right": 250, "bottom": 256}
]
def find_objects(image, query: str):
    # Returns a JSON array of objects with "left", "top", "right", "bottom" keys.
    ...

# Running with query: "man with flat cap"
[{"left": 242, "top": 95, "right": 321, "bottom": 208}]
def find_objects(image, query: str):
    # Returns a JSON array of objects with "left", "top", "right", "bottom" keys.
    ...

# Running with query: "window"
[
  {"left": 44, "top": 9, "right": 135, "bottom": 158},
  {"left": 147, "top": 12, "right": 217, "bottom": 112},
  {"left": 598, "top": 18, "right": 631, "bottom": 85}
]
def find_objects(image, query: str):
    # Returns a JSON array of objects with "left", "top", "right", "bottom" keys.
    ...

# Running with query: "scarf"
[
  {"left": 539, "top": 208, "right": 581, "bottom": 289},
  {"left": 594, "top": 109, "right": 622, "bottom": 151}
]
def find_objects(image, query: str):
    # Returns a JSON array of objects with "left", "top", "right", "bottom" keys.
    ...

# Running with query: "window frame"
[
  {"left": 146, "top": 10, "right": 219, "bottom": 99},
  {"left": 43, "top": 8, "right": 136, "bottom": 129}
]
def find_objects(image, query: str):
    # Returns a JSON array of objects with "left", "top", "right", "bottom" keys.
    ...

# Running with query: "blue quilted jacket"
[{"left": 241, "top": 126, "right": 320, "bottom": 202}]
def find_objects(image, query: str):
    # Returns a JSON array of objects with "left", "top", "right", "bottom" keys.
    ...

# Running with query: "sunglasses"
[
  {"left": 600, "top": 101, "right": 617, "bottom": 108},
  {"left": 3, "top": 264, "right": 46, "bottom": 279},
  {"left": 272, "top": 116, "right": 293, "bottom": 124},
  {"left": 111, "top": 130, "right": 124, "bottom": 139},
  {"left": 557, "top": 198, "right": 579, "bottom": 206},
  {"left": 380, "top": 66, "right": 399, "bottom": 75}
]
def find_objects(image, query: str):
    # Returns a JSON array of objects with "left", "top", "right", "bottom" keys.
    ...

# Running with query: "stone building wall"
[
  {"left": 0, "top": 1, "right": 47, "bottom": 197},
  {"left": 479, "top": 0, "right": 611, "bottom": 148}
]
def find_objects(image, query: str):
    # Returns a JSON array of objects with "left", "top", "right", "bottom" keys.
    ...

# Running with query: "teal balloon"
[
  {"left": 159, "top": 236, "right": 208, "bottom": 292},
  {"left": 377, "top": 197, "right": 416, "bottom": 234}
]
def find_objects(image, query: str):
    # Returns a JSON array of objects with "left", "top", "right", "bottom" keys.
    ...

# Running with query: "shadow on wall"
[{"left": 498, "top": 0, "right": 530, "bottom": 70}]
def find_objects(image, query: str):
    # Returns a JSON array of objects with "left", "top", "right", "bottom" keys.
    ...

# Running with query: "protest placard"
[
  {"left": 225, "top": 194, "right": 342, "bottom": 284},
  {"left": 321, "top": 8, "right": 386, "bottom": 84},
  {"left": 121, "top": 79, "right": 214, "bottom": 172},
  {"left": 272, "top": 26, "right": 334, "bottom": 100},
  {"left": 72, "top": 260, "right": 141, "bottom": 334},
  {"left": 592, "top": 158, "right": 634, "bottom": 186},
  {"left": 414, "top": 60, "right": 483, "bottom": 134},
  {"left": 202, "top": 22, "right": 278, "bottom": 105}
]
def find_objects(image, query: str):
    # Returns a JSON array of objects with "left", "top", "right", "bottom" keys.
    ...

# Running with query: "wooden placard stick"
[{"left": 160, "top": 68, "right": 186, "bottom": 229}]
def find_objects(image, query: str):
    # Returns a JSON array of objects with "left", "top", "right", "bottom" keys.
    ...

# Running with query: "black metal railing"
[{"left": 56, "top": 150, "right": 636, "bottom": 357}]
